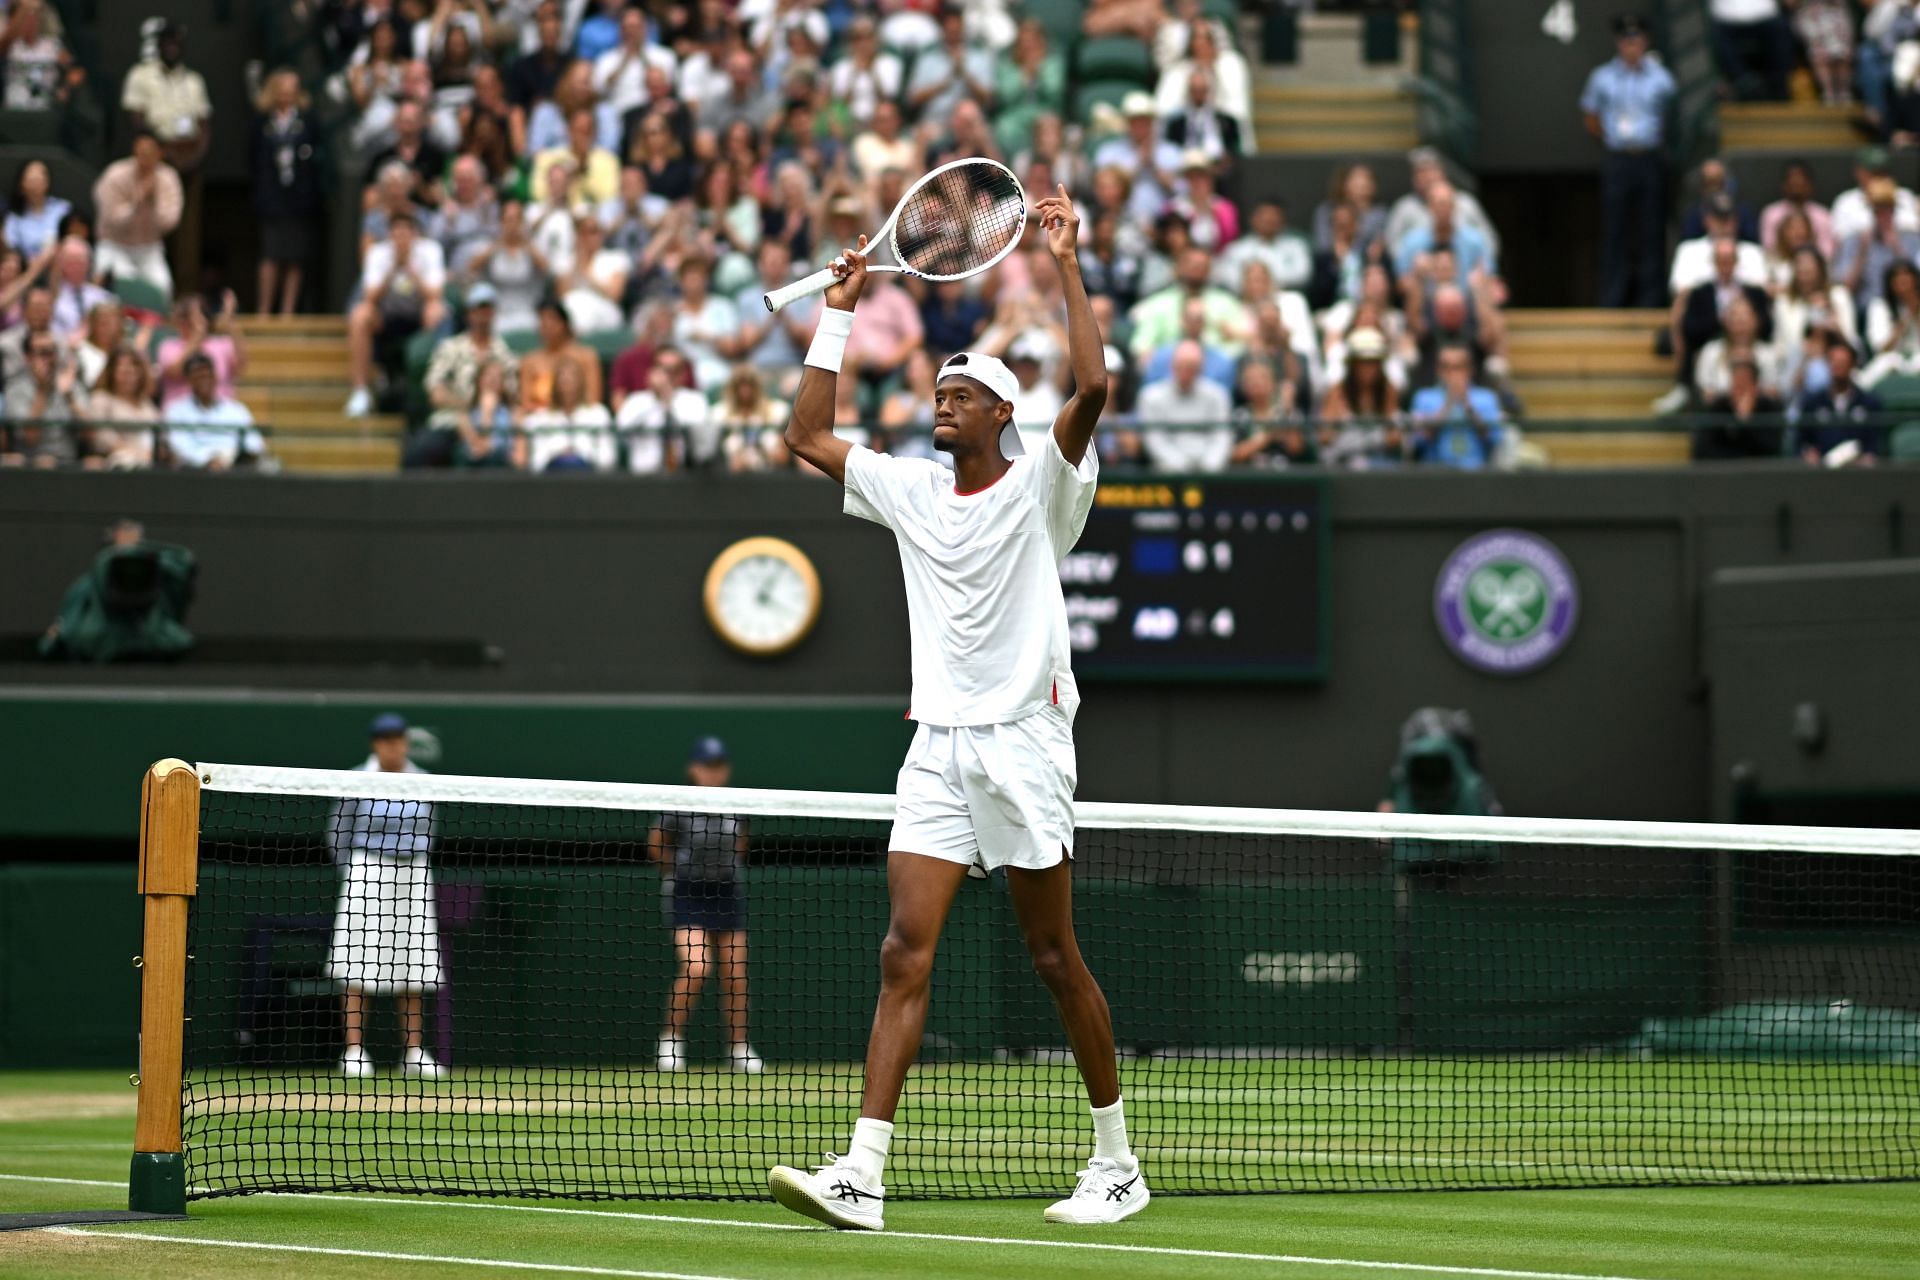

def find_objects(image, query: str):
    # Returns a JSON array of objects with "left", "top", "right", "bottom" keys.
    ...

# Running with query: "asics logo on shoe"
[
  {"left": 830, "top": 1181, "right": 882, "bottom": 1203},
  {"left": 1105, "top": 1174, "right": 1139, "bottom": 1202}
]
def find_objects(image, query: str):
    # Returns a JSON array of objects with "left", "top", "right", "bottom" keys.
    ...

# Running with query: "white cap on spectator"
[
  {"left": 1121, "top": 91, "right": 1157, "bottom": 118},
  {"left": 1180, "top": 147, "right": 1213, "bottom": 173}
]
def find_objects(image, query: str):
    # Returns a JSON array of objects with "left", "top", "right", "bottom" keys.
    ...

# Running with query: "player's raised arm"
[
  {"left": 782, "top": 238, "right": 870, "bottom": 485},
  {"left": 1038, "top": 186, "right": 1108, "bottom": 467}
]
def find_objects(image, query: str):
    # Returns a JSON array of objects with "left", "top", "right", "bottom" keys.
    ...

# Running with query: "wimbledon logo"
[{"left": 1433, "top": 529, "right": 1579, "bottom": 675}]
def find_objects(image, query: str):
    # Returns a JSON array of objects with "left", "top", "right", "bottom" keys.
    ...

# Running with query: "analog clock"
[{"left": 703, "top": 536, "right": 822, "bottom": 657}]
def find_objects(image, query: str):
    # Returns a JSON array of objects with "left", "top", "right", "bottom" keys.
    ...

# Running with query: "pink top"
[
  {"left": 1758, "top": 198, "right": 1836, "bottom": 262},
  {"left": 154, "top": 335, "right": 240, "bottom": 407}
]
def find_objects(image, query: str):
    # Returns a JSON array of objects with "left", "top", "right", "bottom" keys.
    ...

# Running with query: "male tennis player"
[{"left": 768, "top": 186, "right": 1145, "bottom": 1229}]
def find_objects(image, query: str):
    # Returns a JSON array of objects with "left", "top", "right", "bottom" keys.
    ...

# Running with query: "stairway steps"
[
  {"left": 270, "top": 437, "right": 403, "bottom": 473},
  {"left": 1719, "top": 102, "right": 1865, "bottom": 150},
  {"left": 240, "top": 314, "right": 348, "bottom": 334},
  {"left": 1255, "top": 124, "right": 1420, "bottom": 153},
  {"left": 237, "top": 385, "right": 380, "bottom": 418},
  {"left": 1509, "top": 350, "right": 1671, "bottom": 376},
  {"left": 1528, "top": 432, "right": 1691, "bottom": 467},
  {"left": 1506, "top": 308, "right": 1667, "bottom": 329}
]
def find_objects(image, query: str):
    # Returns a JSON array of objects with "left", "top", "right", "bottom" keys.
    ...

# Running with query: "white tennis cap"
[{"left": 937, "top": 351, "right": 1026, "bottom": 457}]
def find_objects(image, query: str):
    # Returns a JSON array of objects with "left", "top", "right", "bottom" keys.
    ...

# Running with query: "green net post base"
[{"left": 129, "top": 1152, "right": 185, "bottom": 1215}]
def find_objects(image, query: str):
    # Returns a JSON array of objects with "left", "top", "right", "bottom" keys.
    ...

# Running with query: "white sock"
[
  {"left": 1091, "top": 1098, "right": 1132, "bottom": 1164},
  {"left": 848, "top": 1117, "right": 893, "bottom": 1185}
]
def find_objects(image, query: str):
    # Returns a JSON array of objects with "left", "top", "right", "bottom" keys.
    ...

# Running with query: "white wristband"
[{"left": 805, "top": 306, "right": 855, "bottom": 373}]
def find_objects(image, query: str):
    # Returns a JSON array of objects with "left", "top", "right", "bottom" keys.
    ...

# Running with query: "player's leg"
[
  {"left": 658, "top": 924, "right": 709, "bottom": 1070},
  {"left": 714, "top": 927, "right": 761, "bottom": 1073},
  {"left": 769, "top": 851, "right": 969, "bottom": 1230}
]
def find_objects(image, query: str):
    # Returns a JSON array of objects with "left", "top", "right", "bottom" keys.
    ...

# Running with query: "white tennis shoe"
[
  {"left": 339, "top": 1044, "right": 374, "bottom": 1079},
  {"left": 401, "top": 1046, "right": 448, "bottom": 1080},
  {"left": 768, "top": 1155, "right": 886, "bottom": 1230},
  {"left": 1043, "top": 1157, "right": 1150, "bottom": 1224},
  {"left": 728, "top": 1043, "right": 764, "bottom": 1074},
  {"left": 656, "top": 1035, "right": 684, "bottom": 1072}
]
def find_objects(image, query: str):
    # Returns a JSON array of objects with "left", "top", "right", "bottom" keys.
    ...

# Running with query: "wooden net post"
[{"left": 128, "top": 759, "right": 200, "bottom": 1215}]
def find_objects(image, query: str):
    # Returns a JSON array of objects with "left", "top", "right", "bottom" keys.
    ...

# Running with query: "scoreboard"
[{"left": 1060, "top": 475, "right": 1328, "bottom": 681}]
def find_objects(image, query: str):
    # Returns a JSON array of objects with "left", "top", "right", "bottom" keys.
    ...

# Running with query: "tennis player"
[
  {"left": 651, "top": 735, "right": 763, "bottom": 1075},
  {"left": 325, "top": 713, "right": 448, "bottom": 1080},
  {"left": 768, "top": 187, "right": 1145, "bottom": 1229}
]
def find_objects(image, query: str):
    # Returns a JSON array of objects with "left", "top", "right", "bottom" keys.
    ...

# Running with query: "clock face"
[{"left": 703, "top": 537, "right": 821, "bottom": 656}]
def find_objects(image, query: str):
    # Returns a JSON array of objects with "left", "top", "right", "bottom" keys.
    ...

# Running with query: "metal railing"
[{"left": 1412, "top": 0, "right": 1478, "bottom": 166}]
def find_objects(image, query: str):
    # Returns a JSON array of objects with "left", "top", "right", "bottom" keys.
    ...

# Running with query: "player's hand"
[
  {"left": 825, "top": 234, "right": 869, "bottom": 312},
  {"left": 1034, "top": 185, "right": 1078, "bottom": 261}
]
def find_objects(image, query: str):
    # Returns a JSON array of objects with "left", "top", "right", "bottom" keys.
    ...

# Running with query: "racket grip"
[{"left": 764, "top": 266, "right": 840, "bottom": 313}]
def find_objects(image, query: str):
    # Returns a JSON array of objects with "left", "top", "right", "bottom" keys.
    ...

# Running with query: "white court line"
[
  {"left": 43, "top": 1231, "right": 746, "bottom": 1280},
  {"left": 2, "top": 1175, "right": 1666, "bottom": 1280}
]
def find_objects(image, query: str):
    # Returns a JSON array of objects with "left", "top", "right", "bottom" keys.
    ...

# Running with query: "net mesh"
[
  {"left": 178, "top": 767, "right": 1920, "bottom": 1202},
  {"left": 890, "top": 162, "right": 1026, "bottom": 280}
]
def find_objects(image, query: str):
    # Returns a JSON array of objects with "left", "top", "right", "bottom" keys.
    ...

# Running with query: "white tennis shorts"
[
  {"left": 890, "top": 703, "right": 1077, "bottom": 876},
  {"left": 325, "top": 851, "right": 444, "bottom": 993}
]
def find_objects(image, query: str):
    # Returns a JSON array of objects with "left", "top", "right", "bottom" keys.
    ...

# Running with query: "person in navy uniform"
[
  {"left": 1582, "top": 14, "right": 1677, "bottom": 307},
  {"left": 651, "top": 736, "right": 763, "bottom": 1074}
]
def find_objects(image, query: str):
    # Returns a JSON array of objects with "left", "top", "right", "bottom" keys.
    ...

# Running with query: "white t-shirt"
[
  {"left": 360, "top": 238, "right": 447, "bottom": 295},
  {"left": 524, "top": 404, "right": 616, "bottom": 471},
  {"left": 842, "top": 434, "right": 1097, "bottom": 727},
  {"left": 616, "top": 387, "right": 710, "bottom": 472}
]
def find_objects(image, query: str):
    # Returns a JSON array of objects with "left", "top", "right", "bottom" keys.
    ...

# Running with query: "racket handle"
[{"left": 764, "top": 265, "right": 840, "bottom": 313}]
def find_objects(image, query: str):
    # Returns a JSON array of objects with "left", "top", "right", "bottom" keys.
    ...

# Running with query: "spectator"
[
  {"left": 1229, "top": 358, "right": 1310, "bottom": 469},
  {"left": 457, "top": 72, "right": 516, "bottom": 185},
  {"left": 1764, "top": 207, "right": 1817, "bottom": 290},
  {"left": 1322, "top": 265, "right": 1414, "bottom": 392},
  {"left": 155, "top": 292, "right": 246, "bottom": 408},
  {"left": 841, "top": 268, "right": 923, "bottom": 386},
  {"left": 616, "top": 345, "right": 709, "bottom": 472},
  {"left": 506, "top": 2, "right": 568, "bottom": 154},
  {"left": 345, "top": 212, "right": 447, "bottom": 417},
  {"left": 1830, "top": 147, "right": 1920, "bottom": 243},
  {"left": 251, "top": 68, "right": 324, "bottom": 316},
  {"left": 2, "top": 329, "right": 78, "bottom": 467},
  {"left": 828, "top": 17, "right": 903, "bottom": 130},
  {"left": 1694, "top": 294, "right": 1781, "bottom": 402},
  {"left": 45, "top": 238, "right": 111, "bottom": 340},
  {"left": 1410, "top": 279, "right": 1505, "bottom": 390},
  {"left": 425, "top": 280, "right": 518, "bottom": 424},
  {"left": 1790, "top": 334, "right": 1886, "bottom": 463},
  {"left": 1394, "top": 183, "right": 1497, "bottom": 287},
  {"left": 85, "top": 347, "right": 160, "bottom": 469},
  {"left": 631, "top": 108, "right": 695, "bottom": 201},
  {"left": 669, "top": 255, "right": 743, "bottom": 391},
  {"left": 1794, "top": 0, "right": 1854, "bottom": 104},
  {"left": 1860, "top": 260, "right": 1920, "bottom": 386},
  {"left": 456, "top": 357, "right": 523, "bottom": 468},
  {"left": 1079, "top": 210, "right": 1145, "bottom": 311},
  {"left": 361, "top": 161, "right": 425, "bottom": 260},
  {"left": 734, "top": 239, "right": 813, "bottom": 383},
  {"left": 0, "top": 243, "right": 54, "bottom": 332},
  {"left": 1085, "top": 0, "right": 1163, "bottom": 41},
  {"left": 1155, "top": 23, "right": 1252, "bottom": 155},
  {"left": 366, "top": 99, "right": 448, "bottom": 214},
  {"left": 1696, "top": 357, "right": 1786, "bottom": 460},
  {"left": 1666, "top": 237, "right": 1774, "bottom": 410},
  {"left": 718, "top": 363, "right": 791, "bottom": 470},
  {"left": 1092, "top": 93, "right": 1183, "bottom": 225},
  {"left": 92, "top": 132, "right": 184, "bottom": 298},
  {"left": 517, "top": 298, "right": 602, "bottom": 411},
  {"left": 1307, "top": 201, "right": 1378, "bottom": 311},
  {"left": 1141, "top": 296, "right": 1237, "bottom": 388},
  {"left": 436, "top": 155, "right": 502, "bottom": 275},
  {"left": 1153, "top": 0, "right": 1232, "bottom": 70},
  {"left": 72, "top": 299, "right": 130, "bottom": 391},
  {"left": 344, "top": 18, "right": 408, "bottom": 150},
  {"left": 875, "top": 349, "right": 939, "bottom": 460},
  {"left": 1005, "top": 331, "right": 1065, "bottom": 429},
  {"left": 533, "top": 101, "right": 622, "bottom": 208},
  {"left": 1408, "top": 344, "right": 1507, "bottom": 469},
  {"left": 1316, "top": 326, "right": 1405, "bottom": 469},
  {"left": 3, "top": 160, "right": 71, "bottom": 259},
  {"left": 601, "top": 163, "right": 667, "bottom": 258},
  {"left": 1387, "top": 148, "right": 1503, "bottom": 262},
  {"left": 610, "top": 302, "right": 693, "bottom": 410},
  {"left": 1, "top": 0, "right": 72, "bottom": 111},
  {"left": 758, "top": 159, "right": 816, "bottom": 262},
  {"left": 992, "top": 19, "right": 1065, "bottom": 156},
  {"left": 524, "top": 356, "right": 616, "bottom": 471},
  {"left": 1834, "top": 178, "right": 1920, "bottom": 309},
  {"left": 1209, "top": 198, "right": 1309, "bottom": 298},
  {"left": 852, "top": 99, "right": 917, "bottom": 180},
  {"left": 526, "top": 157, "right": 582, "bottom": 268},
  {"left": 555, "top": 212, "right": 629, "bottom": 332},
  {"left": 1581, "top": 14, "right": 1676, "bottom": 307},
  {"left": 0, "top": 285, "right": 60, "bottom": 385},
  {"left": 593, "top": 6, "right": 674, "bottom": 120},
  {"left": 122, "top": 21, "right": 211, "bottom": 296},
  {"left": 1670, "top": 194, "right": 1768, "bottom": 295},
  {"left": 1676, "top": 157, "right": 1760, "bottom": 244},
  {"left": 1313, "top": 162, "right": 1388, "bottom": 253},
  {"left": 573, "top": 0, "right": 626, "bottom": 62},
  {"left": 1168, "top": 151, "right": 1238, "bottom": 251},
  {"left": 1130, "top": 246, "right": 1248, "bottom": 362},
  {"left": 1136, "top": 340, "right": 1233, "bottom": 471},
  {"left": 699, "top": 48, "right": 776, "bottom": 138},
  {"left": 426, "top": 20, "right": 485, "bottom": 140},
  {"left": 467, "top": 199, "right": 551, "bottom": 334},
  {"left": 1163, "top": 69, "right": 1241, "bottom": 165},
  {"left": 905, "top": 8, "right": 993, "bottom": 125},
  {"left": 1758, "top": 160, "right": 1836, "bottom": 261},
  {"left": 1773, "top": 246, "right": 1859, "bottom": 397},
  {"left": 1710, "top": 0, "right": 1793, "bottom": 100},
  {"left": 163, "top": 352, "right": 265, "bottom": 469},
  {"left": 692, "top": 164, "right": 760, "bottom": 286}
]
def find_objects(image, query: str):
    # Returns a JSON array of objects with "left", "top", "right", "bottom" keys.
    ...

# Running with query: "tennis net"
[{"left": 160, "top": 763, "right": 1920, "bottom": 1201}]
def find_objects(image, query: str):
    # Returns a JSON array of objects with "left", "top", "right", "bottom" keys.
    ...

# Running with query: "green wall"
[{"left": 0, "top": 866, "right": 140, "bottom": 1068}]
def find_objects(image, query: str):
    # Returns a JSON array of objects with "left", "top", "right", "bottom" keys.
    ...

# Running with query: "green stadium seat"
[
  {"left": 1073, "top": 79, "right": 1139, "bottom": 126},
  {"left": 1873, "top": 374, "right": 1920, "bottom": 412},
  {"left": 1077, "top": 36, "right": 1154, "bottom": 85},
  {"left": 405, "top": 328, "right": 439, "bottom": 385},
  {"left": 111, "top": 275, "right": 171, "bottom": 315},
  {"left": 1023, "top": 0, "right": 1085, "bottom": 49},
  {"left": 1201, "top": 0, "right": 1241, "bottom": 30},
  {"left": 1892, "top": 422, "right": 1920, "bottom": 461},
  {"left": 502, "top": 329, "right": 542, "bottom": 355},
  {"left": 581, "top": 328, "right": 630, "bottom": 374}
]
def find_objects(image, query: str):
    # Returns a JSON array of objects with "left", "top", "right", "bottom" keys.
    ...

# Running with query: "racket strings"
[{"left": 892, "top": 163, "right": 1026, "bottom": 279}]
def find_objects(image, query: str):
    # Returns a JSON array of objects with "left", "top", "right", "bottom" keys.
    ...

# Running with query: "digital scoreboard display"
[{"left": 1061, "top": 475, "right": 1328, "bottom": 682}]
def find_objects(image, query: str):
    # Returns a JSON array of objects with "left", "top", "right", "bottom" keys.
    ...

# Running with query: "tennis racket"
[{"left": 762, "top": 157, "right": 1028, "bottom": 312}]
